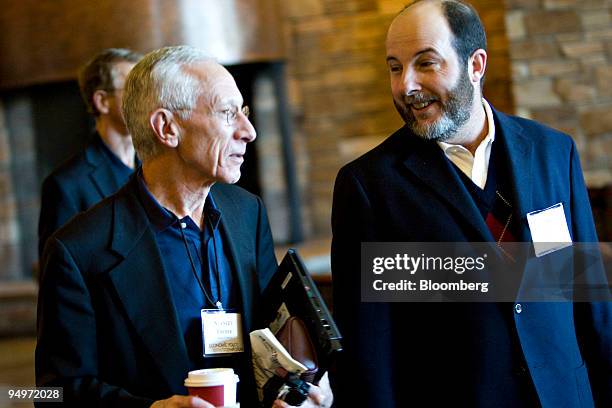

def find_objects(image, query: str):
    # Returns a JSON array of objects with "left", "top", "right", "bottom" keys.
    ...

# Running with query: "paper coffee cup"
[{"left": 184, "top": 368, "right": 239, "bottom": 407}]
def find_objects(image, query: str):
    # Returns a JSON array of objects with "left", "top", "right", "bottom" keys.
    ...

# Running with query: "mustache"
[{"left": 402, "top": 92, "right": 439, "bottom": 105}]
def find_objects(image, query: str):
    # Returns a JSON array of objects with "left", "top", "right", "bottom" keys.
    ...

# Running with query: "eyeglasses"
[{"left": 220, "top": 105, "right": 250, "bottom": 126}]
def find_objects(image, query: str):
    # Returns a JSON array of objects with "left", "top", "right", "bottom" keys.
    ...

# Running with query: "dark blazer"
[
  {"left": 38, "top": 136, "right": 125, "bottom": 259},
  {"left": 35, "top": 176, "right": 277, "bottom": 407},
  {"left": 331, "top": 108, "right": 611, "bottom": 408}
]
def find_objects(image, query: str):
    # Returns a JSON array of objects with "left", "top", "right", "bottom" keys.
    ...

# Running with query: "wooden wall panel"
[{"left": 0, "top": 0, "right": 286, "bottom": 89}]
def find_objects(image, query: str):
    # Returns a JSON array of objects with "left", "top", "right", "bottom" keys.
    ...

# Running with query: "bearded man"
[{"left": 330, "top": 1, "right": 611, "bottom": 407}]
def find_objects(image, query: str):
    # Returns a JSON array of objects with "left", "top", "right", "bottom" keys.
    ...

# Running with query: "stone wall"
[
  {"left": 283, "top": 0, "right": 515, "bottom": 235},
  {"left": 0, "top": 94, "right": 39, "bottom": 282},
  {"left": 0, "top": 100, "right": 22, "bottom": 281},
  {"left": 506, "top": 0, "right": 612, "bottom": 187}
]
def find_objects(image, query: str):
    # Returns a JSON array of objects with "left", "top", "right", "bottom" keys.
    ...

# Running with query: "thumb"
[
  {"left": 189, "top": 396, "right": 216, "bottom": 408},
  {"left": 307, "top": 384, "right": 324, "bottom": 406}
]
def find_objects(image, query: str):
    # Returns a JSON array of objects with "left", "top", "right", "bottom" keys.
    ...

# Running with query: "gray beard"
[{"left": 394, "top": 69, "right": 474, "bottom": 142}]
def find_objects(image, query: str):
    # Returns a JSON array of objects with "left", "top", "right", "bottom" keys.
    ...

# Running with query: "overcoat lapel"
[
  {"left": 107, "top": 183, "right": 190, "bottom": 392},
  {"left": 401, "top": 131, "right": 494, "bottom": 242}
]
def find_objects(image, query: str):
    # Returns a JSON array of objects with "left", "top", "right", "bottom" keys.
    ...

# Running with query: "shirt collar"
[
  {"left": 95, "top": 133, "right": 136, "bottom": 171},
  {"left": 135, "top": 168, "right": 221, "bottom": 232},
  {"left": 437, "top": 98, "right": 496, "bottom": 154}
]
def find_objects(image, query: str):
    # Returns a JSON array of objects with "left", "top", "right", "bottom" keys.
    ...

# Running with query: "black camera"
[{"left": 262, "top": 372, "right": 311, "bottom": 406}]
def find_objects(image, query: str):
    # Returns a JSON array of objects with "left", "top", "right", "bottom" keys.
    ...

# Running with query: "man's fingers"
[
  {"left": 307, "top": 384, "right": 324, "bottom": 405},
  {"left": 188, "top": 396, "right": 216, "bottom": 408},
  {"left": 273, "top": 399, "right": 290, "bottom": 408}
]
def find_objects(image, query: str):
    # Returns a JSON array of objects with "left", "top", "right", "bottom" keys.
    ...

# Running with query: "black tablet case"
[{"left": 261, "top": 249, "right": 342, "bottom": 381}]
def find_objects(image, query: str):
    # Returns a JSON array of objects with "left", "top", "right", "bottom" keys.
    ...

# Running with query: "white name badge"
[
  {"left": 201, "top": 309, "right": 244, "bottom": 356},
  {"left": 526, "top": 202, "right": 572, "bottom": 257}
]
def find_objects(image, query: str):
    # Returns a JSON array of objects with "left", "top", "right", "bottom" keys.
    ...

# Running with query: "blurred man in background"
[{"left": 38, "top": 48, "right": 142, "bottom": 259}]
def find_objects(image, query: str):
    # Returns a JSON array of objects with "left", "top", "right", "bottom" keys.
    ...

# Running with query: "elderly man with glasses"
[{"left": 36, "top": 46, "right": 331, "bottom": 408}]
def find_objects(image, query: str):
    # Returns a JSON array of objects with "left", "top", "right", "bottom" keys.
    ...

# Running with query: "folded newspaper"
[{"left": 250, "top": 328, "right": 307, "bottom": 402}]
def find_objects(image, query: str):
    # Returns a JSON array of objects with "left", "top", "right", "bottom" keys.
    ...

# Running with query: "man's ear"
[
  {"left": 92, "top": 90, "right": 110, "bottom": 115},
  {"left": 469, "top": 49, "right": 487, "bottom": 86},
  {"left": 150, "top": 108, "right": 181, "bottom": 148}
]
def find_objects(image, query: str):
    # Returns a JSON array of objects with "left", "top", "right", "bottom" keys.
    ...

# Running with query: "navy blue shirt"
[
  {"left": 96, "top": 135, "right": 138, "bottom": 187},
  {"left": 135, "top": 171, "right": 240, "bottom": 369}
]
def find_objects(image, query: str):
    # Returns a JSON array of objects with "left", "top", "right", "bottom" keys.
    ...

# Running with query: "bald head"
[
  {"left": 394, "top": 0, "right": 486, "bottom": 68},
  {"left": 387, "top": 1, "right": 453, "bottom": 64}
]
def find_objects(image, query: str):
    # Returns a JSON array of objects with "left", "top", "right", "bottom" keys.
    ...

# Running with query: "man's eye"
[
  {"left": 420, "top": 61, "right": 436, "bottom": 68},
  {"left": 389, "top": 65, "right": 402, "bottom": 73}
]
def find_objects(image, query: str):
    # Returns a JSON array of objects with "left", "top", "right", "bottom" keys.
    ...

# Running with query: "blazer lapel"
[
  {"left": 107, "top": 182, "right": 190, "bottom": 391},
  {"left": 212, "top": 188, "right": 256, "bottom": 333},
  {"left": 85, "top": 139, "right": 117, "bottom": 198},
  {"left": 493, "top": 110, "right": 534, "bottom": 242},
  {"left": 401, "top": 133, "right": 494, "bottom": 241}
]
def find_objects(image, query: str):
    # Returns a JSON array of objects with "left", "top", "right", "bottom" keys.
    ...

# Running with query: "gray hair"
[{"left": 122, "top": 45, "right": 216, "bottom": 161}]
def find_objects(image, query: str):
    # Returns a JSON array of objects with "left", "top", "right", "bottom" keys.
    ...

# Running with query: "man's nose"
[
  {"left": 400, "top": 68, "right": 422, "bottom": 95},
  {"left": 235, "top": 111, "right": 256, "bottom": 143}
]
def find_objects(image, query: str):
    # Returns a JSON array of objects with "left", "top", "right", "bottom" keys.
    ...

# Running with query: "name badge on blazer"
[
  {"left": 201, "top": 309, "right": 244, "bottom": 356},
  {"left": 526, "top": 202, "right": 572, "bottom": 257}
]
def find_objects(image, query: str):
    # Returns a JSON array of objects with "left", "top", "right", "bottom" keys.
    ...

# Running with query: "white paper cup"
[{"left": 184, "top": 368, "right": 239, "bottom": 407}]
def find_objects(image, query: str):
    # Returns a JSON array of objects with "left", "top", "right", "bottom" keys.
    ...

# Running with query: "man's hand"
[
  {"left": 150, "top": 395, "right": 215, "bottom": 408},
  {"left": 272, "top": 372, "right": 333, "bottom": 408}
]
